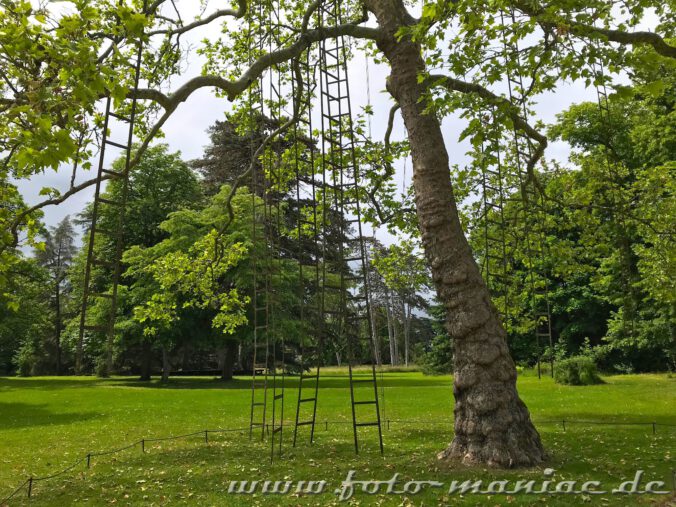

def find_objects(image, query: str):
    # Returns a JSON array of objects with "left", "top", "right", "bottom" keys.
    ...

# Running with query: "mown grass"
[{"left": 0, "top": 371, "right": 674, "bottom": 506}]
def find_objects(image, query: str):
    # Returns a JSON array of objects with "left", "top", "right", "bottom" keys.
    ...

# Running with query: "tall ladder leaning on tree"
[
  {"left": 266, "top": 0, "right": 286, "bottom": 462},
  {"left": 317, "top": 0, "right": 383, "bottom": 455},
  {"left": 590, "top": 39, "right": 637, "bottom": 342},
  {"left": 247, "top": 0, "right": 287, "bottom": 462},
  {"left": 478, "top": 106, "right": 511, "bottom": 331},
  {"left": 292, "top": 49, "right": 325, "bottom": 447},
  {"left": 248, "top": 2, "right": 270, "bottom": 445},
  {"left": 499, "top": 8, "right": 554, "bottom": 379},
  {"left": 77, "top": 8, "right": 146, "bottom": 375}
]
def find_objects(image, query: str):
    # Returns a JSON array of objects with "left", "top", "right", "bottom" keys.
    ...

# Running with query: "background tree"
[
  {"left": 71, "top": 145, "right": 203, "bottom": 376},
  {"left": 371, "top": 239, "right": 430, "bottom": 366},
  {"left": 0, "top": 258, "right": 50, "bottom": 375},
  {"left": 34, "top": 216, "right": 77, "bottom": 374}
]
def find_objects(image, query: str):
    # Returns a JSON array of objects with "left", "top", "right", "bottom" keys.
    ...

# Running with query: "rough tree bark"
[{"left": 366, "top": 0, "right": 545, "bottom": 467}]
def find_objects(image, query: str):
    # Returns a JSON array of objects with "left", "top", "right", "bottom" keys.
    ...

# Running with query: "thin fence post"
[
  {"left": 141, "top": 439, "right": 145, "bottom": 453},
  {"left": 27, "top": 477, "right": 33, "bottom": 498},
  {"left": 652, "top": 422, "right": 656, "bottom": 435},
  {"left": 387, "top": 419, "right": 390, "bottom": 430},
  {"left": 325, "top": 420, "right": 328, "bottom": 431},
  {"left": 205, "top": 430, "right": 209, "bottom": 443},
  {"left": 86, "top": 453, "right": 91, "bottom": 469},
  {"left": 562, "top": 419, "right": 566, "bottom": 431}
]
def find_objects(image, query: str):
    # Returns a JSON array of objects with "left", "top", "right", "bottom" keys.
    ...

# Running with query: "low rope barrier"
[{"left": 2, "top": 419, "right": 674, "bottom": 504}]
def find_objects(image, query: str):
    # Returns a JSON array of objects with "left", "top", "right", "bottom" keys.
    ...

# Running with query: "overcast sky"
[{"left": 18, "top": 2, "right": 624, "bottom": 245}]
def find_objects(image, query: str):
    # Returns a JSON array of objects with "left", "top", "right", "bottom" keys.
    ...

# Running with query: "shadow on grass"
[
  {"left": 0, "top": 377, "right": 108, "bottom": 391},
  {"left": 111, "top": 375, "right": 452, "bottom": 391},
  {"left": 0, "top": 402, "right": 101, "bottom": 430}
]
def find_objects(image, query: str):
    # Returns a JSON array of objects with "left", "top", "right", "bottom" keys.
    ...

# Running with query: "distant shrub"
[{"left": 554, "top": 356, "right": 603, "bottom": 385}]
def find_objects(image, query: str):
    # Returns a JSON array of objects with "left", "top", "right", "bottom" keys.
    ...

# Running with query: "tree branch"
[
  {"left": 8, "top": 174, "right": 111, "bottom": 250},
  {"left": 147, "top": 0, "right": 248, "bottom": 37},
  {"left": 4, "top": 13, "right": 383, "bottom": 251},
  {"left": 427, "top": 74, "right": 548, "bottom": 191},
  {"left": 514, "top": 2, "right": 676, "bottom": 59}
]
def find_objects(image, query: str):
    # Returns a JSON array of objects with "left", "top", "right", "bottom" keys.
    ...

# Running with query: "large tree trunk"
[{"left": 366, "top": 0, "right": 544, "bottom": 467}]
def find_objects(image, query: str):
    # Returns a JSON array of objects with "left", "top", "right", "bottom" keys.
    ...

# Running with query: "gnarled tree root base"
[{"left": 437, "top": 407, "right": 545, "bottom": 468}]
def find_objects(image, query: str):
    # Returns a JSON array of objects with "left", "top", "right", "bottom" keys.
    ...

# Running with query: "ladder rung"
[
  {"left": 102, "top": 169, "right": 124, "bottom": 178},
  {"left": 274, "top": 394, "right": 283, "bottom": 400},
  {"left": 347, "top": 295, "right": 367, "bottom": 301},
  {"left": 353, "top": 400, "right": 377, "bottom": 405},
  {"left": 252, "top": 402, "right": 265, "bottom": 407},
  {"left": 295, "top": 421, "right": 314, "bottom": 427},
  {"left": 89, "top": 292, "right": 114, "bottom": 299},
  {"left": 355, "top": 422, "right": 380, "bottom": 427},
  {"left": 298, "top": 398, "right": 316, "bottom": 403},
  {"left": 272, "top": 426, "right": 283, "bottom": 434},
  {"left": 83, "top": 324, "right": 106, "bottom": 332},
  {"left": 97, "top": 197, "right": 122, "bottom": 206},
  {"left": 105, "top": 140, "right": 130, "bottom": 150},
  {"left": 94, "top": 228, "right": 115, "bottom": 236},
  {"left": 92, "top": 258, "right": 116, "bottom": 268},
  {"left": 109, "top": 112, "right": 131, "bottom": 122}
]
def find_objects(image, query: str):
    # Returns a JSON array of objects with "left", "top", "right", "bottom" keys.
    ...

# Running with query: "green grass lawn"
[{"left": 0, "top": 371, "right": 674, "bottom": 506}]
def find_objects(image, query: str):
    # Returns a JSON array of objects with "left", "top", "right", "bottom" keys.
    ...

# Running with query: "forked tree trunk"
[{"left": 366, "top": 0, "right": 545, "bottom": 467}]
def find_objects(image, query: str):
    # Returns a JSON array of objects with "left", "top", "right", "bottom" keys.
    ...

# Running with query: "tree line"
[{"left": 1, "top": 69, "right": 672, "bottom": 378}]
